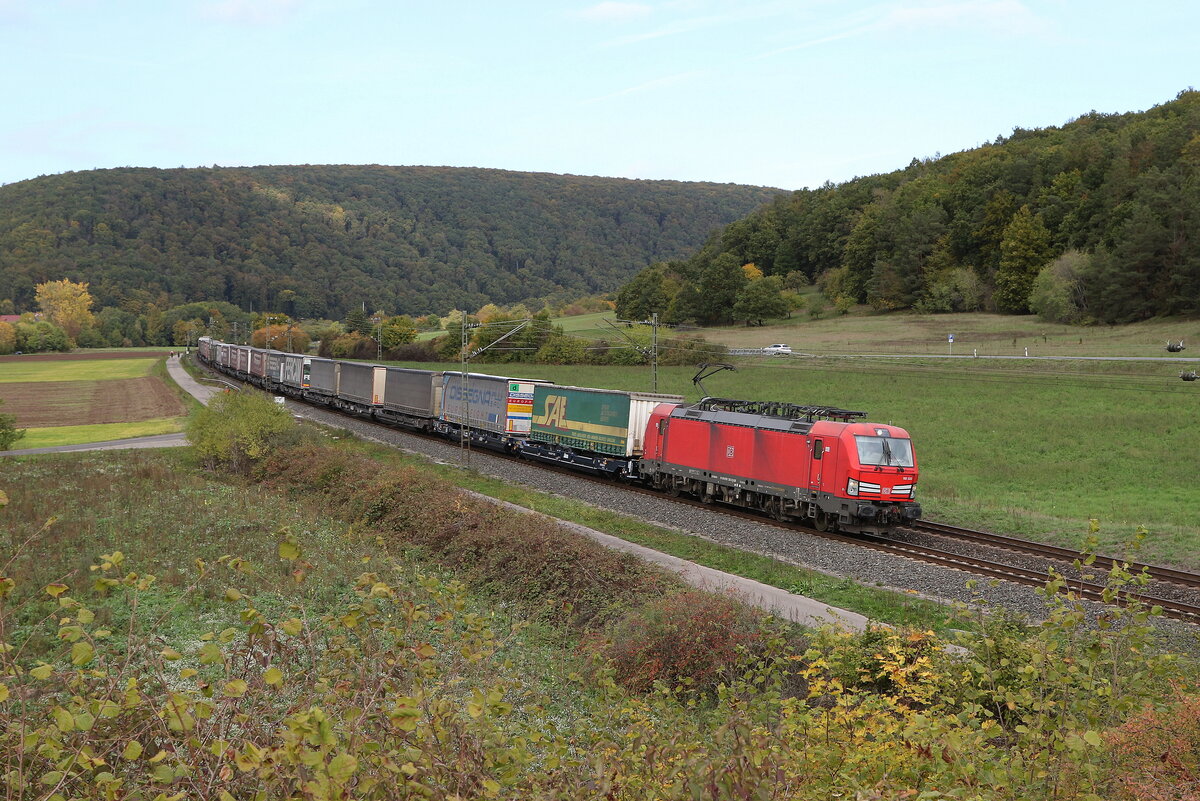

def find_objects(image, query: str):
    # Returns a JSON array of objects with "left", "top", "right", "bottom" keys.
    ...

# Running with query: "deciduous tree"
[
  {"left": 732, "top": 275, "right": 788, "bottom": 325},
  {"left": 380, "top": 315, "right": 417, "bottom": 350},
  {"left": 994, "top": 205, "right": 1053, "bottom": 313},
  {"left": 0, "top": 321, "right": 15, "bottom": 354},
  {"left": 35, "top": 279, "right": 94, "bottom": 345}
]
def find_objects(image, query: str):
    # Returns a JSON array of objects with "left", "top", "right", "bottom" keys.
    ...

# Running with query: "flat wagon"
[
  {"left": 378, "top": 368, "right": 443, "bottom": 429},
  {"left": 438, "top": 372, "right": 549, "bottom": 450},
  {"left": 337, "top": 362, "right": 386, "bottom": 409},
  {"left": 522, "top": 385, "right": 682, "bottom": 475}
]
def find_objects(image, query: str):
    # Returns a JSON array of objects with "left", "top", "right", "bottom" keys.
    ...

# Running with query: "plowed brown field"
[{"left": 0, "top": 377, "right": 186, "bottom": 427}]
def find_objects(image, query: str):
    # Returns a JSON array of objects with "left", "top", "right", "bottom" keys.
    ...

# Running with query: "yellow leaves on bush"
[
  {"left": 279, "top": 535, "right": 302, "bottom": 561},
  {"left": 197, "top": 642, "right": 223, "bottom": 665},
  {"left": 388, "top": 697, "right": 421, "bottom": 732},
  {"left": 70, "top": 641, "right": 95, "bottom": 666}
]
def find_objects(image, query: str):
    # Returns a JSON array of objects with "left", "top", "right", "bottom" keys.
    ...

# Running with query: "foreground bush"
[
  {"left": 262, "top": 444, "right": 673, "bottom": 630},
  {"left": 585, "top": 589, "right": 769, "bottom": 694},
  {"left": 0, "top": 399, "right": 24, "bottom": 451},
  {"left": 186, "top": 389, "right": 296, "bottom": 472}
]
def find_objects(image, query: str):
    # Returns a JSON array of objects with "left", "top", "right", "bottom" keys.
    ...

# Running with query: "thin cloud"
[
  {"left": 881, "top": 0, "right": 1045, "bottom": 35},
  {"left": 578, "top": 2, "right": 652, "bottom": 22},
  {"left": 758, "top": 0, "right": 1045, "bottom": 59},
  {"left": 602, "top": 12, "right": 733, "bottom": 46},
  {"left": 597, "top": 2, "right": 803, "bottom": 47},
  {"left": 200, "top": 0, "right": 301, "bottom": 25},
  {"left": 582, "top": 70, "right": 705, "bottom": 103},
  {"left": 0, "top": 0, "right": 32, "bottom": 23}
]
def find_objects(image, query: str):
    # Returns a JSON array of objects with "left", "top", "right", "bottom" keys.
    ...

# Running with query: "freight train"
[{"left": 196, "top": 337, "right": 921, "bottom": 534}]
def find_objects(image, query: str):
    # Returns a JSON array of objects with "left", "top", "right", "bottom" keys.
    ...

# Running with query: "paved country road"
[{"left": 0, "top": 431, "right": 189, "bottom": 456}]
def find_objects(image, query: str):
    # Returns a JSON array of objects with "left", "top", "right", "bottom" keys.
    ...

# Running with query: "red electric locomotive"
[{"left": 639, "top": 398, "right": 921, "bottom": 534}]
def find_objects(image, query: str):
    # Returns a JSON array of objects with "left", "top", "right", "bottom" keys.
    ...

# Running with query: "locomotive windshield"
[{"left": 854, "top": 436, "right": 914, "bottom": 468}]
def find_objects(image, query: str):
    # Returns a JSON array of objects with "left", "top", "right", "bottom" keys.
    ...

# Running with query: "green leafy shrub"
[
  {"left": 186, "top": 389, "right": 296, "bottom": 473},
  {"left": 0, "top": 399, "right": 24, "bottom": 451}
]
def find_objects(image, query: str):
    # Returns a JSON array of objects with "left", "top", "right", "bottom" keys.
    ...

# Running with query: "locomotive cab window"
[
  {"left": 854, "top": 436, "right": 913, "bottom": 467},
  {"left": 812, "top": 438, "right": 822, "bottom": 460}
]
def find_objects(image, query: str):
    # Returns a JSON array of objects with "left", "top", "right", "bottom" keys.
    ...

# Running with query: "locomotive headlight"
[{"left": 846, "top": 478, "right": 859, "bottom": 496}]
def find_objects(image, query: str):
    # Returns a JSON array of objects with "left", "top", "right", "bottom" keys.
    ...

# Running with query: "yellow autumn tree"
[
  {"left": 742, "top": 263, "right": 763, "bottom": 281},
  {"left": 0, "top": 320, "right": 15, "bottom": 354},
  {"left": 35, "top": 279, "right": 94, "bottom": 346}
]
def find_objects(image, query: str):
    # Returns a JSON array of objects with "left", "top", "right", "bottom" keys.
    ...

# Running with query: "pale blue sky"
[{"left": 2, "top": 0, "right": 1195, "bottom": 190}]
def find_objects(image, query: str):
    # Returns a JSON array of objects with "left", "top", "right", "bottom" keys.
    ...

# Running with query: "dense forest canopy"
[
  {"left": 617, "top": 90, "right": 1200, "bottom": 325},
  {"left": 0, "top": 165, "right": 781, "bottom": 319}
]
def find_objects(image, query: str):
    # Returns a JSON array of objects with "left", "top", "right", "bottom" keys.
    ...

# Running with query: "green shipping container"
[{"left": 530, "top": 385, "right": 682, "bottom": 457}]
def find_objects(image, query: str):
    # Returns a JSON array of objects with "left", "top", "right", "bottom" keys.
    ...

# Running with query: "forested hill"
[
  {"left": 617, "top": 90, "right": 1200, "bottom": 325},
  {"left": 0, "top": 165, "right": 781, "bottom": 317}
]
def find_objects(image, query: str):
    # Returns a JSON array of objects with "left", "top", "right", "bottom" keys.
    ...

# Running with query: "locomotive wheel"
[{"left": 814, "top": 511, "right": 834, "bottom": 532}]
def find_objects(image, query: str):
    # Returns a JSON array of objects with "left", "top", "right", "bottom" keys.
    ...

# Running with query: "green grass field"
[
  {"left": 705, "top": 306, "right": 1200, "bottom": 358},
  {"left": 0, "top": 357, "right": 158, "bottom": 383},
  {"left": 15, "top": 417, "right": 185, "bottom": 449}
]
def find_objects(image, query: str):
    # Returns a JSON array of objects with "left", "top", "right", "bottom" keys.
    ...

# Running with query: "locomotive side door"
[{"left": 808, "top": 438, "right": 824, "bottom": 496}]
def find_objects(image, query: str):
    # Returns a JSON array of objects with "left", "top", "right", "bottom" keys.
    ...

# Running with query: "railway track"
[
  {"left": 203, "top": 361, "right": 1200, "bottom": 624},
  {"left": 911, "top": 519, "right": 1200, "bottom": 591},
  {"left": 627, "top": 486, "right": 1200, "bottom": 623}
]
